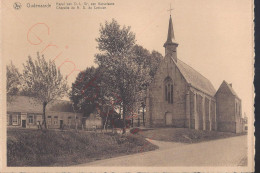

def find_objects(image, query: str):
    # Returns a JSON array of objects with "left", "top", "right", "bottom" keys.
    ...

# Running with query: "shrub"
[
  {"left": 130, "top": 128, "right": 140, "bottom": 134},
  {"left": 7, "top": 129, "right": 157, "bottom": 166}
]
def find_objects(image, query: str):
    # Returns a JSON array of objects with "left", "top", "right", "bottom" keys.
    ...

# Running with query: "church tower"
[{"left": 163, "top": 15, "right": 178, "bottom": 62}]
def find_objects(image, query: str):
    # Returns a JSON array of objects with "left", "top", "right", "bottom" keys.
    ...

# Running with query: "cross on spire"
[{"left": 168, "top": 4, "right": 173, "bottom": 15}]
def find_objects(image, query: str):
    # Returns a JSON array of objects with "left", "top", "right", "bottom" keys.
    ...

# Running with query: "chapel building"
[{"left": 145, "top": 15, "right": 244, "bottom": 133}]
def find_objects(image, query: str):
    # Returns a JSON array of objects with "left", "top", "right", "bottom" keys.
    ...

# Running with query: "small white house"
[
  {"left": 84, "top": 113, "right": 102, "bottom": 130},
  {"left": 7, "top": 96, "right": 83, "bottom": 129}
]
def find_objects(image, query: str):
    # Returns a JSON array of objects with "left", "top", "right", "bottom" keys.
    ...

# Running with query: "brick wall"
[{"left": 146, "top": 55, "right": 187, "bottom": 127}]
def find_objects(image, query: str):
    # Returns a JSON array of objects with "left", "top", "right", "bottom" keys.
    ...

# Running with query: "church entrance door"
[{"left": 165, "top": 112, "right": 173, "bottom": 126}]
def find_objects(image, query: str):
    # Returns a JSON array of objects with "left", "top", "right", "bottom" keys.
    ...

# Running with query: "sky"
[{"left": 2, "top": 0, "right": 254, "bottom": 118}]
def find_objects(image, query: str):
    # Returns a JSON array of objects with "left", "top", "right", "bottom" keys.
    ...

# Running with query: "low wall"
[{"left": 148, "top": 118, "right": 186, "bottom": 128}]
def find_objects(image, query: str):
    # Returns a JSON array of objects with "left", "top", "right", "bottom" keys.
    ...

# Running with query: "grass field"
[
  {"left": 137, "top": 128, "right": 247, "bottom": 143},
  {"left": 7, "top": 128, "right": 158, "bottom": 166}
]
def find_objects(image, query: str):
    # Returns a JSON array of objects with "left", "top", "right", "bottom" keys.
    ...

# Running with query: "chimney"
[{"left": 229, "top": 83, "right": 232, "bottom": 87}]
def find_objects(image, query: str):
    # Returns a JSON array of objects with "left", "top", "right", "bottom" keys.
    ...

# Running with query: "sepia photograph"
[{"left": 0, "top": 0, "right": 254, "bottom": 172}]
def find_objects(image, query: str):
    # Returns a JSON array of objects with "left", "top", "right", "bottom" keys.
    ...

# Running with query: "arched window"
[{"left": 164, "top": 77, "right": 173, "bottom": 104}]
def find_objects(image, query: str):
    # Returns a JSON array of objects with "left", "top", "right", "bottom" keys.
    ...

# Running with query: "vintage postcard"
[{"left": 0, "top": 0, "right": 254, "bottom": 172}]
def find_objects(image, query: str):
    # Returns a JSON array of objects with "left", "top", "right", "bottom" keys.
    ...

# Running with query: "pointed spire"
[
  {"left": 164, "top": 15, "right": 178, "bottom": 62},
  {"left": 167, "top": 15, "right": 174, "bottom": 42},
  {"left": 164, "top": 15, "right": 178, "bottom": 47}
]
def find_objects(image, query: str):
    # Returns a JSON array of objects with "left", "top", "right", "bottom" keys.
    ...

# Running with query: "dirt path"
[{"left": 77, "top": 135, "right": 247, "bottom": 166}]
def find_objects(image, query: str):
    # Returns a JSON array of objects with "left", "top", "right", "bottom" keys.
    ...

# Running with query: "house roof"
[
  {"left": 162, "top": 15, "right": 216, "bottom": 96},
  {"left": 223, "top": 80, "right": 239, "bottom": 97},
  {"left": 216, "top": 80, "right": 240, "bottom": 99},
  {"left": 175, "top": 59, "right": 216, "bottom": 96},
  {"left": 7, "top": 96, "right": 75, "bottom": 114}
]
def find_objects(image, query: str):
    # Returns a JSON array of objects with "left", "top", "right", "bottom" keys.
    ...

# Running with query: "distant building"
[
  {"left": 243, "top": 116, "right": 248, "bottom": 132},
  {"left": 7, "top": 96, "right": 83, "bottom": 129},
  {"left": 145, "top": 15, "right": 244, "bottom": 133},
  {"left": 84, "top": 111, "right": 103, "bottom": 130}
]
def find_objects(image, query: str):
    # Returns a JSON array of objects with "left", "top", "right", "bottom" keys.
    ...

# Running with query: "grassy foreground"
[
  {"left": 137, "top": 128, "right": 246, "bottom": 143},
  {"left": 7, "top": 129, "right": 158, "bottom": 166}
]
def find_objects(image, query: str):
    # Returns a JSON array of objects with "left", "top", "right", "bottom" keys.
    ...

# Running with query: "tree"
[
  {"left": 70, "top": 67, "right": 100, "bottom": 117},
  {"left": 96, "top": 19, "right": 135, "bottom": 57},
  {"left": 6, "top": 62, "right": 21, "bottom": 102},
  {"left": 131, "top": 45, "right": 162, "bottom": 101},
  {"left": 131, "top": 45, "right": 162, "bottom": 80},
  {"left": 95, "top": 19, "right": 151, "bottom": 133},
  {"left": 128, "top": 46, "right": 162, "bottom": 124},
  {"left": 21, "top": 52, "right": 69, "bottom": 129},
  {"left": 70, "top": 66, "right": 119, "bottom": 131},
  {"left": 149, "top": 50, "right": 163, "bottom": 78}
]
